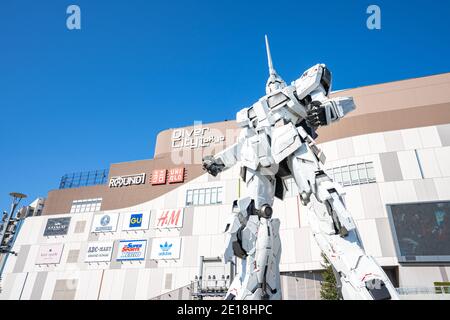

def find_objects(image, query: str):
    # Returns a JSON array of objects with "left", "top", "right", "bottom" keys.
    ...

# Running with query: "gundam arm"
[{"left": 293, "top": 63, "right": 356, "bottom": 128}]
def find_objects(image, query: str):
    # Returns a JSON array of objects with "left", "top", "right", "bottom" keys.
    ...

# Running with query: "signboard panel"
[
  {"left": 121, "top": 211, "right": 151, "bottom": 231},
  {"left": 35, "top": 244, "right": 64, "bottom": 265},
  {"left": 168, "top": 167, "right": 185, "bottom": 184},
  {"left": 154, "top": 208, "right": 184, "bottom": 229},
  {"left": 43, "top": 217, "right": 71, "bottom": 236},
  {"left": 151, "top": 169, "right": 167, "bottom": 185},
  {"left": 109, "top": 173, "right": 146, "bottom": 188},
  {"left": 85, "top": 241, "right": 114, "bottom": 263},
  {"left": 150, "top": 237, "right": 182, "bottom": 260},
  {"left": 116, "top": 240, "right": 147, "bottom": 261},
  {"left": 91, "top": 213, "right": 119, "bottom": 233}
]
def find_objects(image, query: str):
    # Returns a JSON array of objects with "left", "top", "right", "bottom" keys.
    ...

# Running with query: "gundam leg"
[
  {"left": 287, "top": 142, "right": 400, "bottom": 300},
  {"left": 223, "top": 168, "right": 282, "bottom": 300}
]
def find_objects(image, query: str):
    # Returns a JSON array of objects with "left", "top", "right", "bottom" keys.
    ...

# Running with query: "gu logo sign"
[
  {"left": 121, "top": 211, "right": 150, "bottom": 231},
  {"left": 154, "top": 208, "right": 184, "bottom": 229},
  {"left": 129, "top": 214, "right": 142, "bottom": 228}
]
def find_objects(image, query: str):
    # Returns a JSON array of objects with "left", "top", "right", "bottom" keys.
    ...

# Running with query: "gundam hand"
[
  {"left": 202, "top": 155, "right": 225, "bottom": 177},
  {"left": 306, "top": 101, "right": 327, "bottom": 127}
]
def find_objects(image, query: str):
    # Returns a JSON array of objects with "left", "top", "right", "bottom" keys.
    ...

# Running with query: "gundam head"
[{"left": 265, "top": 35, "right": 287, "bottom": 95}]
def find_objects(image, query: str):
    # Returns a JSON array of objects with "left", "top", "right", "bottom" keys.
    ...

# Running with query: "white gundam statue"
[{"left": 202, "top": 36, "right": 399, "bottom": 300}]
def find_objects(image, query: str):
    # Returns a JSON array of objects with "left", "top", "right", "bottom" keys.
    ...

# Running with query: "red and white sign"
[
  {"left": 168, "top": 167, "right": 185, "bottom": 184},
  {"left": 35, "top": 244, "right": 64, "bottom": 265},
  {"left": 154, "top": 208, "right": 184, "bottom": 229},
  {"left": 151, "top": 169, "right": 167, "bottom": 185}
]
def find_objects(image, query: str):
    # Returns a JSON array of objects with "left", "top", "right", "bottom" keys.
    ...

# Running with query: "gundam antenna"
[
  {"left": 264, "top": 35, "right": 286, "bottom": 94},
  {"left": 265, "top": 34, "right": 276, "bottom": 76}
]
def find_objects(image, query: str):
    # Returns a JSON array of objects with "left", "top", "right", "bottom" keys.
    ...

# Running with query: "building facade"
[{"left": 1, "top": 73, "right": 450, "bottom": 300}]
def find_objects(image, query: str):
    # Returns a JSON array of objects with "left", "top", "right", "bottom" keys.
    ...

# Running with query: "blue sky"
[{"left": 1, "top": 0, "right": 450, "bottom": 211}]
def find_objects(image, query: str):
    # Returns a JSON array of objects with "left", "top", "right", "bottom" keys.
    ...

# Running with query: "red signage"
[
  {"left": 151, "top": 169, "right": 167, "bottom": 185},
  {"left": 168, "top": 167, "right": 185, "bottom": 184},
  {"left": 155, "top": 208, "right": 184, "bottom": 228}
]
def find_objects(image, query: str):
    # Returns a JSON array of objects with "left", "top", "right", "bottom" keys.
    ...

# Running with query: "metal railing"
[
  {"left": 396, "top": 286, "right": 450, "bottom": 295},
  {"left": 59, "top": 169, "right": 109, "bottom": 189},
  {"left": 191, "top": 278, "right": 230, "bottom": 299}
]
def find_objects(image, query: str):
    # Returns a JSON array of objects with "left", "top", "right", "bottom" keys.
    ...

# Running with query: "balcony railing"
[
  {"left": 191, "top": 277, "right": 230, "bottom": 299},
  {"left": 59, "top": 169, "right": 109, "bottom": 189},
  {"left": 396, "top": 286, "right": 450, "bottom": 295}
]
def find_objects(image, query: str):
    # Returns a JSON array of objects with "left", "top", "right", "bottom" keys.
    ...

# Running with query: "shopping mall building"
[{"left": 1, "top": 72, "right": 450, "bottom": 300}]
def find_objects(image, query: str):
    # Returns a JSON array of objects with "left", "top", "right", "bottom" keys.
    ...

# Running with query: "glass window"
[
  {"left": 217, "top": 187, "right": 223, "bottom": 204},
  {"left": 358, "top": 163, "right": 368, "bottom": 184},
  {"left": 205, "top": 188, "right": 211, "bottom": 205},
  {"left": 186, "top": 190, "right": 193, "bottom": 205},
  {"left": 211, "top": 188, "right": 218, "bottom": 204},
  {"left": 333, "top": 167, "right": 342, "bottom": 185},
  {"left": 193, "top": 189, "right": 199, "bottom": 205},
  {"left": 367, "top": 162, "right": 376, "bottom": 182},
  {"left": 341, "top": 166, "right": 351, "bottom": 186},
  {"left": 349, "top": 164, "right": 359, "bottom": 185},
  {"left": 199, "top": 189, "right": 206, "bottom": 205}
]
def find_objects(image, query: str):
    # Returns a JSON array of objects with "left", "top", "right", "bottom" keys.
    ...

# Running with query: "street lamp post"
[{"left": 0, "top": 192, "right": 27, "bottom": 280}]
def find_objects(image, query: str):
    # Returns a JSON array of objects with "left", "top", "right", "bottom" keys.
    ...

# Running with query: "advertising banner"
[
  {"left": 150, "top": 237, "right": 182, "bottom": 260},
  {"left": 121, "top": 211, "right": 151, "bottom": 231},
  {"left": 91, "top": 213, "right": 119, "bottom": 233},
  {"left": 85, "top": 241, "right": 114, "bottom": 263},
  {"left": 116, "top": 240, "right": 147, "bottom": 261},
  {"left": 43, "top": 217, "right": 71, "bottom": 236},
  {"left": 35, "top": 244, "right": 64, "bottom": 265},
  {"left": 154, "top": 208, "right": 184, "bottom": 229}
]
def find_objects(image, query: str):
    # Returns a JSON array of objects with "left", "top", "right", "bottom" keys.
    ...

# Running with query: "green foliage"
[{"left": 320, "top": 253, "right": 340, "bottom": 300}]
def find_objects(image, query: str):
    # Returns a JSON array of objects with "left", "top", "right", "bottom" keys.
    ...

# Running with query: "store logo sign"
[
  {"left": 171, "top": 127, "right": 225, "bottom": 149},
  {"left": 129, "top": 213, "right": 143, "bottom": 228},
  {"left": 100, "top": 215, "right": 110, "bottom": 226},
  {"left": 91, "top": 213, "right": 119, "bottom": 233},
  {"left": 154, "top": 208, "right": 184, "bottom": 229},
  {"left": 159, "top": 241, "right": 173, "bottom": 257},
  {"left": 150, "top": 237, "right": 181, "bottom": 260},
  {"left": 43, "top": 217, "right": 71, "bottom": 237},
  {"left": 116, "top": 240, "right": 147, "bottom": 261},
  {"left": 109, "top": 173, "right": 146, "bottom": 188}
]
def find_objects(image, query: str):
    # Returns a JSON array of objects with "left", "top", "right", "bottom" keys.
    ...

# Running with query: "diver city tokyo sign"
[
  {"left": 91, "top": 213, "right": 119, "bottom": 233},
  {"left": 116, "top": 240, "right": 147, "bottom": 261},
  {"left": 150, "top": 237, "right": 182, "bottom": 260},
  {"left": 171, "top": 127, "right": 225, "bottom": 149}
]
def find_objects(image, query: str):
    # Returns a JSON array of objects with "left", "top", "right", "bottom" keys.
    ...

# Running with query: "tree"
[{"left": 320, "top": 253, "right": 340, "bottom": 300}]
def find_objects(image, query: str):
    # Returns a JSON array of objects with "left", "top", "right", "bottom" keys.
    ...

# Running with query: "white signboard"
[
  {"left": 91, "top": 213, "right": 119, "bottom": 233},
  {"left": 109, "top": 173, "right": 146, "bottom": 188},
  {"left": 150, "top": 237, "right": 182, "bottom": 260},
  {"left": 154, "top": 208, "right": 184, "bottom": 229},
  {"left": 171, "top": 127, "right": 225, "bottom": 149},
  {"left": 121, "top": 211, "right": 151, "bottom": 231},
  {"left": 116, "top": 240, "right": 147, "bottom": 261},
  {"left": 35, "top": 244, "right": 64, "bottom": 265},
  {"left": 85, "top": 241, "right": 114, "bottom": 263}
]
